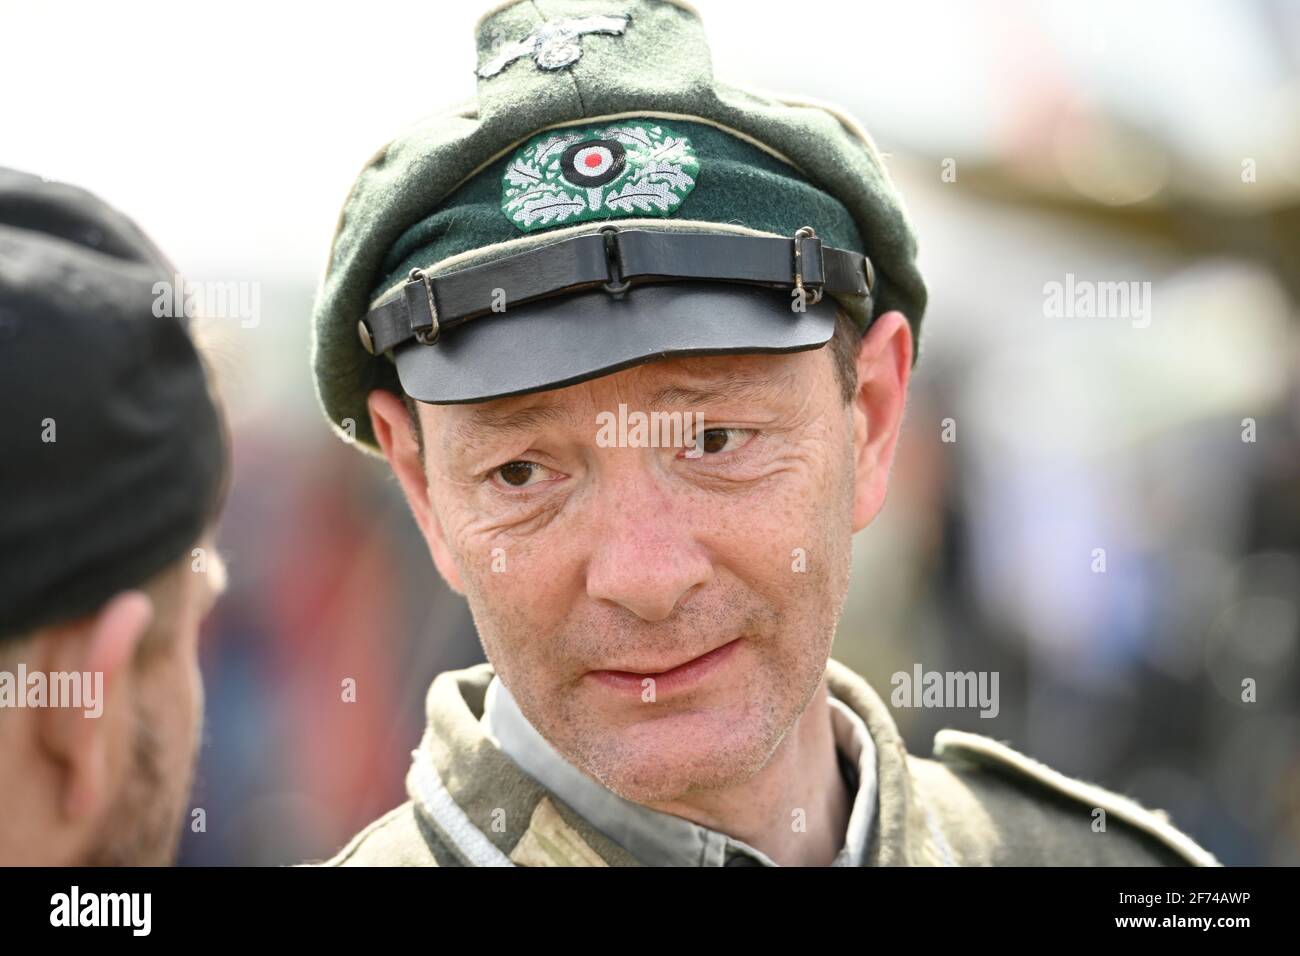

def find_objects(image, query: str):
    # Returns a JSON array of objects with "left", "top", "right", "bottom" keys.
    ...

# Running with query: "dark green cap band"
[{"left": 372, "top": 119, "right": 865, "bottom": 304}]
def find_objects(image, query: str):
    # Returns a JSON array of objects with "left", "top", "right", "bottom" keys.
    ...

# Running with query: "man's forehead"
[{"left": 422, "top": 350, "right": 812, "bottom": 433}]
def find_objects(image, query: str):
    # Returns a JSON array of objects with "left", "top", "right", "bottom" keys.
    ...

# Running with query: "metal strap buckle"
[
  {"left": 409, "top": 268, "right": 439, "bottom": 345},
  {"left": 356, "top": 317, "right": 376, "bottom": 355},
  {"left": 599, "top": 225, "right": 630, "bottom": 296},
  {"left": 793, "top": 226, "right": 823, "bottom": 306}
]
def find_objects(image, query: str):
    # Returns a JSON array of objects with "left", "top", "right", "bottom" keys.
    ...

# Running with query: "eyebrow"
[
  {"left": 646, "top": 370, "right": 796, "bottom": 409},
  {"left": 447, "top": 401, "right": 583, "bottom": 458},
  {"left": 446, "top": 369, "right": 796, "bottom": 459}
]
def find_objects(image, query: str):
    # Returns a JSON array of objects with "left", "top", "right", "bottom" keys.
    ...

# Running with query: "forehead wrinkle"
[
  {"left": 437, "top": 359, "right": 804, "bottom": 459},
  {"left": 646, "top": 366, "right": 800, "bottom": 409},
  {"left": 445, "top": 398, "right": 583, "bottom": 457}
]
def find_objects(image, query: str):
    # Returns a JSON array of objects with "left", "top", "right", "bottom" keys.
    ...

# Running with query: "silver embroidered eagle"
[{"left": 476, "top": 14, "right": 630, "bottom": 78}]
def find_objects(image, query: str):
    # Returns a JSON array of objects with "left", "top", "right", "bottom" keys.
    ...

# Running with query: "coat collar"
[
  {"left": 479, "top": 672, "right": 878, "bottom": 866},
  {"left": 823, "top": 659, "right": 954, "bottom": 865},
  {"left": 405, "top": 657, "right": 950, "bottom": 866}
]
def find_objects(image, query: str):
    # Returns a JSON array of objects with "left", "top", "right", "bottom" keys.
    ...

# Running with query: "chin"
[{"left": 585, "top": 704, "right": 779, "bottom": 805}]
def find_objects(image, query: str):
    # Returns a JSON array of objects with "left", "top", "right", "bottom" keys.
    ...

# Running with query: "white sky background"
[{"left": 2, "top": 0, "right": 1294, "bottom": 282}]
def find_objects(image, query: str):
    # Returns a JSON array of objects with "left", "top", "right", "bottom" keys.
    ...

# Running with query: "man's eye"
[
  {"left": 494, "top": 461, "right": 551, "bottom": 488},
  {"left": 695, "top": 428, "right": 754, "bottom": 455}
]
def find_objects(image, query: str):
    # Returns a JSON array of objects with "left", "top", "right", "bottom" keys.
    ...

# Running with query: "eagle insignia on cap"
[
  {"left": 477, "top": 13, "right": 630, "bottom": 79},
  {"left": 501, "top": 121, "right": 698, "bottom": 231}
]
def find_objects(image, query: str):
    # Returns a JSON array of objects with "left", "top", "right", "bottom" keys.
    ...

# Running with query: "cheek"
[
  {"left": 452, "top": 525, "right": 580, "bottom": 678},
  {"left": 129, "top": 643, "right": 201, "bottom": 788},
  {"left": 721, "top": 441, "right": 853, "bottom": 579},
  {"left": 161, "top": 618, "right": 204, "bottom": 747},
  {"left": 186, "top": 643, "right": 204, "bottom": 728},
  {"left": 734, "top": 446, "right": 856, "bottom": 658},
  {"left": 438, "top": 490, "right": 551, "bottom": 581}
]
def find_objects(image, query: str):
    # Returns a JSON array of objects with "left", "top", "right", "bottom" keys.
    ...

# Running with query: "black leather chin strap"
[{"left": 356, "top": 226, "right": 876, "bottom": 355}]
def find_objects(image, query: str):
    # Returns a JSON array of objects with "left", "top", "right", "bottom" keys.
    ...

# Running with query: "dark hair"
[
  {"left": 400, "top": 306, "right": 863, "bottom": 444},
  {"left": 826, "top": 305, "right": 865, "bottom": 405}
]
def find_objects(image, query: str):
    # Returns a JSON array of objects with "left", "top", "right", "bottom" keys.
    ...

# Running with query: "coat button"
[{"left": 724, "top": 854, "right": 763, "bottom": 866}]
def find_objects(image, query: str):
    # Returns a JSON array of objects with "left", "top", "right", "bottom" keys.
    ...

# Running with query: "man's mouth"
[{"left": 585, "top": 638, "right": 744, "bottom": 696}]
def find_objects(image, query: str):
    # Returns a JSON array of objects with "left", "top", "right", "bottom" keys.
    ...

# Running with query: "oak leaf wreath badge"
[{"left": 501, "top": 121, "right": 699, "bottom": 231}]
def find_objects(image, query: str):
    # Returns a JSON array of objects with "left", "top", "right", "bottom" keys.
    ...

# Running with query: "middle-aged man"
[
  {"left": 0, "top": 168, "right": 229, "bottom": 865},
  {"left": 309, "top": 0, "right": 1218, "bottom": 866}
]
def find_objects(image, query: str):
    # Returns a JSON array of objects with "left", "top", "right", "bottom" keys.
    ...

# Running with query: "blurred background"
[{"left": 3, "top": 0, "right": 1297, "bottom": 865}]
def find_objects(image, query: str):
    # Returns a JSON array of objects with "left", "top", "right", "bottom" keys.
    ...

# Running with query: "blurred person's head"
[
  {"left": 367, "top": 304, "right": 912, "bottom": 803},
  {"left": 0, "top": 168, "right": 230, "bottom": 864}
]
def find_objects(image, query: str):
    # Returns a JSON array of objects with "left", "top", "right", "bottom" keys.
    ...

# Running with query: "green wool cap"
[{"left": 313, "top": 0, "right": 927, "bottom": 453}]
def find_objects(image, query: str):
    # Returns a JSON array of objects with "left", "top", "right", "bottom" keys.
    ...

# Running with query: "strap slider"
[
  {"left": 793, "top": 226, "right": 824, "bottom": 306},
  {"left": 599, "top": 225, "right": 630, "bottom": 296},
  {"left": 408, "top": 268, "right": 440, "bottom": 345}
]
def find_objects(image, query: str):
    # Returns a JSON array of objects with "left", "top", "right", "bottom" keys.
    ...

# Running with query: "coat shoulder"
[
  {"left": 302, "top": 801, "right": 458, "bottom": 867},
  {"left": 908, "top": 729, "right": 1220, "bottom": 867}
]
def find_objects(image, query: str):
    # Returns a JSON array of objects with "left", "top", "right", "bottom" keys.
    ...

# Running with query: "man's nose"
[{"left": 584, "top": 472, "right": 713, "bottom": 623}]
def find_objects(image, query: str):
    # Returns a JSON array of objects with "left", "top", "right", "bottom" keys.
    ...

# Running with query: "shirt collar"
[{"left": 480, "top": 674, "right": 877, "bottom": 866}]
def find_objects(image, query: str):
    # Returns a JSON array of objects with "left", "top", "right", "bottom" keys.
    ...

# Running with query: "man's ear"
[
  {"left": 367, "top": 389, "right": 466, "bottom": 594},
  {"left": 850, "top": 310, "right": 913, "bottom": 532},
  {"left": 40, "top": 590, "right": 153, "bottom": 823}
]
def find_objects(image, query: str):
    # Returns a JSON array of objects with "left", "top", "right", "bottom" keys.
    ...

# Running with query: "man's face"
[
  {"left": 85, "top": 546, "right": 223, "bottom": 865},
  {"left": 412, "top": 344, "right": 866, "bottom": 804}
]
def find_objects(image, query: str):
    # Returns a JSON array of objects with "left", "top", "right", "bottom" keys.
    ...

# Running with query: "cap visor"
[{"left": 394, "top": 282, "right": 838, "bottom": 404}]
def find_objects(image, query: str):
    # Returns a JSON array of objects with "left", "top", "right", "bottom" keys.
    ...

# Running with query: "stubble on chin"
[{"left": 508, "top": 620, "right": 831, "bottom": 808}]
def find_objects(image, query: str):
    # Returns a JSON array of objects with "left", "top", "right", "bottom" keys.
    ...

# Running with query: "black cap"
[{"left": 0, "top": 168, "right": 227, "bottom": 641}]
